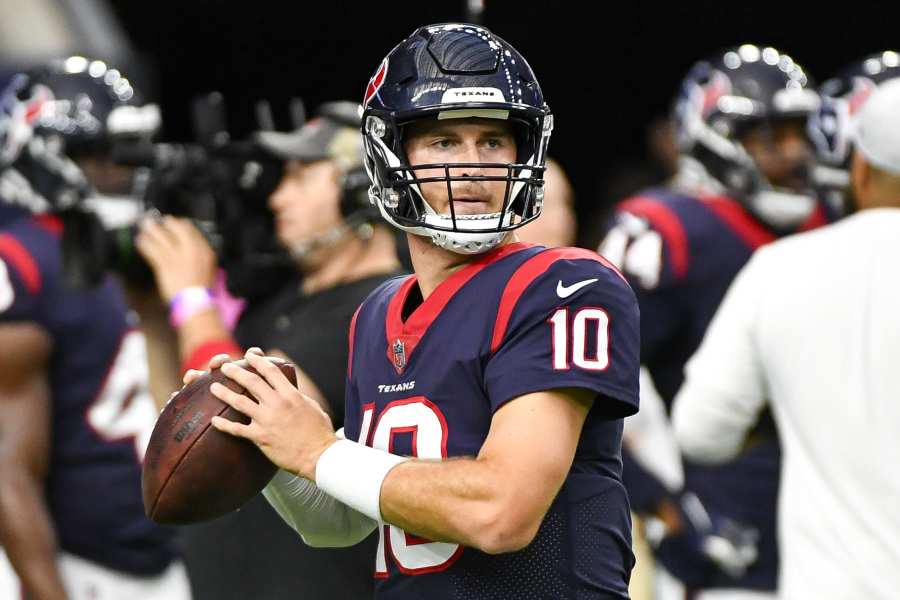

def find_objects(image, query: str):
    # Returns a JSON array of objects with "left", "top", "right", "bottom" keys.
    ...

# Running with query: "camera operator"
[{"left": 136, "top": 100, "right": 402, "bottom": 599}]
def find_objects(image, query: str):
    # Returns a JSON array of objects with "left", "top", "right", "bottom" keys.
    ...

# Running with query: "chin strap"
[{"left": 747, "top": 189, "right": 817, "bottom": 230}]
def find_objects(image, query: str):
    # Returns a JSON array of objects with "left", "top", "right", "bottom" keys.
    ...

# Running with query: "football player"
[
  {"left": 598, "top": 45, "right": 831, "bottom": 597},
  {"left": 27, "top": 56, "right": 159, "bottom": 208},
  {"left": 188, "top": 23, "right": 641, "bottom": 598},
  {"left": 0, "top": 75, "right": 189, "bottom": 598}
]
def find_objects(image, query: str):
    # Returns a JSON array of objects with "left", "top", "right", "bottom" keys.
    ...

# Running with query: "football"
[{"left": 142, "top": 357, "right": 297, "bottom": 524}]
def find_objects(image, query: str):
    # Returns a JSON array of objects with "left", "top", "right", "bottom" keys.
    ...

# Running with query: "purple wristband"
[{"left": 169, "top": 286, "right": 214, "bottom": 328}]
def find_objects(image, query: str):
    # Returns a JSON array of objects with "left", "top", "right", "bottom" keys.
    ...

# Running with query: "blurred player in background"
[
  {"left": 0, "top": 73, "right": 189, "bottom": 599},
  {"left": 22, "top": 56, "right": 183, "bottom": 407},
  {"left": 808, "top": 50, "right": 900, "bottom": 215},
  {"left": 137, "top": 101, "right": 401, "bottom": 599},
  {"left": 674, "top": 75, "right": 900, "bottom": 600},
  {"left": 192, "top": 23, "right": 641, "bottom": 598},
  {"left": 599, "top": 44, "right": 831, "bottom": 599}
]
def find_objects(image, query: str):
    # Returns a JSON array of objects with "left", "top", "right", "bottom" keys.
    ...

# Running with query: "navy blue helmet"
[
  {"left": 27, "top": 56, "right": 159, "bottom": 157},
  {"left": 361, "top": 23, "right": 553, "bottom": 254},
  {"left": 0, "top": 74, "right": 89, "bottom": 213},
  {"left": 808, "top": 51, "right": 900, "bottom": 210},
  {"left": 673, "top": 45, "right": 821, "bottom": 229}
]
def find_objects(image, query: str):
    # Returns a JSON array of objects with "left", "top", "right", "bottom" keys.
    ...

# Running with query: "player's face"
[
  {"left": 403, "top": 119, "right": 517, "bottom": 216},
  {"left": 268, "top": 159, "right": 343, "bottom": 250},
  {"left": 741, "top": 118, "right": 812, "bottom": 191}
]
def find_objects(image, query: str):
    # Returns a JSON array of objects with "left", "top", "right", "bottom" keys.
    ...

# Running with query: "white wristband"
[{"left": 314, "top": 439, "right": 408, "bottom": 522}]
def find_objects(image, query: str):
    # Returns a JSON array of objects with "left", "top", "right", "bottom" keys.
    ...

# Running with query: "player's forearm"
[
  {"left": 0, "top": 470, "right": 67, "bottom": 600},
  {"left": 380, "top": 457, "right": 546, "bottom": 554},
  {"left": 263, "top": 469, "right": 377, "bottom": 547}
]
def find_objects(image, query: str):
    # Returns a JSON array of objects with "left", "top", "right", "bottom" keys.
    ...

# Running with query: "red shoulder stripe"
[
  {"left": 701, "top": 196, "right": 775, "bottom": 249},
  {"left": 490, "top": 247, "right": 619, "bottom": 353},
  {"left": 619, "top": 196, "right": 690, "bottom": 279},
  {"left": 0, "top": 234, "right": 41, "bottom": 294}
]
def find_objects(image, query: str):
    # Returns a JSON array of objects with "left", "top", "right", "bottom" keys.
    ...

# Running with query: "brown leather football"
[{"left": 142, "top": 357, "right": 297, "bottom": 524}]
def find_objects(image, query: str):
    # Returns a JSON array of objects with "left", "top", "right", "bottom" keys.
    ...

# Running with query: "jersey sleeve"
[
  {"left": 0, "top": 229, "right": 50, "bottom": 322},
  {"left": 598, "top": 196, "right": 690, "bottom": 362},
  {"left": 484, "top": 251, "right": 640, "bottom": 418},
  {"left": 598, "top": 196, "right": 690, "bottom": 291}
]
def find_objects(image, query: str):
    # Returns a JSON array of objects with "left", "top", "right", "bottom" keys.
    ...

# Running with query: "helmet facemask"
[{"left": 364, "top": 109, "right": 552, "bottom": 254}]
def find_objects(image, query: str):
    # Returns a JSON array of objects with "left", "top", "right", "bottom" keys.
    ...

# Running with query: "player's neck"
[
  {"left": 408, "top": 232, "right": 519, "bottom": 299},
  {"left": 300, "top": 227, "right": 400, "bottom": 295}
]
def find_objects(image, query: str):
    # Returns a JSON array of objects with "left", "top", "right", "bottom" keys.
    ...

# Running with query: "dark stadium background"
[{"left": 108, "top": 0, "right": 897, "bottom": 240}]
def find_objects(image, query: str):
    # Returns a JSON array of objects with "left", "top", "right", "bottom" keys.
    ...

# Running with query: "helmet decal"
[{"left": 363, "top": 58, "right": 388, "bottom": 110}]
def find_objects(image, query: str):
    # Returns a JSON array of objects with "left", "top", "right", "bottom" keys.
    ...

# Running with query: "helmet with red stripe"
[
  {"left": 361, "top": 23, "right": 553, "bottom": 254},
  {"left": 673, "top": 45, "right": 821, "bottom": 230}
]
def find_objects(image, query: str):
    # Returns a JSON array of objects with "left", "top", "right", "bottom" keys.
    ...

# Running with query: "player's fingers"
[
  {"left": 220, "top": 361, "right": 275, "bottom": 404},
  {"left": 210, "top": 415, "right": 253, "bottom": 440},
  {"left": 245, "top": 347, "right": 265, "bottom": 357},
  {"left": 208, "top": 353, "right": 232, "bottom": 370},
  {"left": 210, "top": 382, "right": 260, "bottom": 419},
  {"left": 245, "top": 352, "right": 294, "bottom": 397},
  {"left": 182, "top": 369, "right": 206, "bottom": 385}
]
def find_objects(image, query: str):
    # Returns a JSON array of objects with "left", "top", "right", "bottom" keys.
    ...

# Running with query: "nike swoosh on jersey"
[{"left": 556, "top": 278, "right": 599, "bottom": 298}]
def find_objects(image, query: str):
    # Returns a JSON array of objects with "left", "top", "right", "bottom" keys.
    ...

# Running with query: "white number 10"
[{"left": 548, "top": 307, "right": 610, "bottom": 371}]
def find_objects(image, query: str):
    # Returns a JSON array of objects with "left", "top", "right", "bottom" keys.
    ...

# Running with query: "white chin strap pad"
[
  {"left": 749, "top": 190, "right": 816, "bottom": 229},
  {"left": 423, "top": 211, "right": 513, "bottom": 254}
]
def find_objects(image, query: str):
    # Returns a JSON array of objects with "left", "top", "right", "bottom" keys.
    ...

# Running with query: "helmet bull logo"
[{"left": 363, "top": 58, "right": 388, "bottom": 110}]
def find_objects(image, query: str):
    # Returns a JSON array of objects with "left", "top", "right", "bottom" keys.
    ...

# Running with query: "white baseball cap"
[{"left": 855, "top": 77, "right": 900, "bottom": 175}]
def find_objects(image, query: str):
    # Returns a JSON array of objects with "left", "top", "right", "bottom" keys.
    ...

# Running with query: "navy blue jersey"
[
  {"left": 601, "top": 189, "right": 828, "bottom": 590},
  {"left": 0, "top": 212, "right": 175, "bottom": 575},
  {"left": 343, "top": 242, "right": 640, "bottom": 599}
]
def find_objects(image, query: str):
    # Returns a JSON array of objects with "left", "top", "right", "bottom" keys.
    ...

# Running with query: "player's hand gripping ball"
[{"left": 142, "top": 356, "right": 297, "bottom": 524}]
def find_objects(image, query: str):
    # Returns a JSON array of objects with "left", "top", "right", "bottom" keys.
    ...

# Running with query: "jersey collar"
[{"left": 384, "top": 241, "right": 535, "bottom": 374}]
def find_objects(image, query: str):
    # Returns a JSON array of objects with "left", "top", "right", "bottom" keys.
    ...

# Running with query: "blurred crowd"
[{"left": 0, "top": 17, "right": 897, "bottom": 600}]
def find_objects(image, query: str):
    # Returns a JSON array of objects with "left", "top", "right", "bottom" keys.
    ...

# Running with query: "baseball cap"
[
  {"left": 854, "top": 78, "right": 900, "bottom": 175},
  {"left": 255, "top": 100, "right": 363, "bottom": 171}
]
